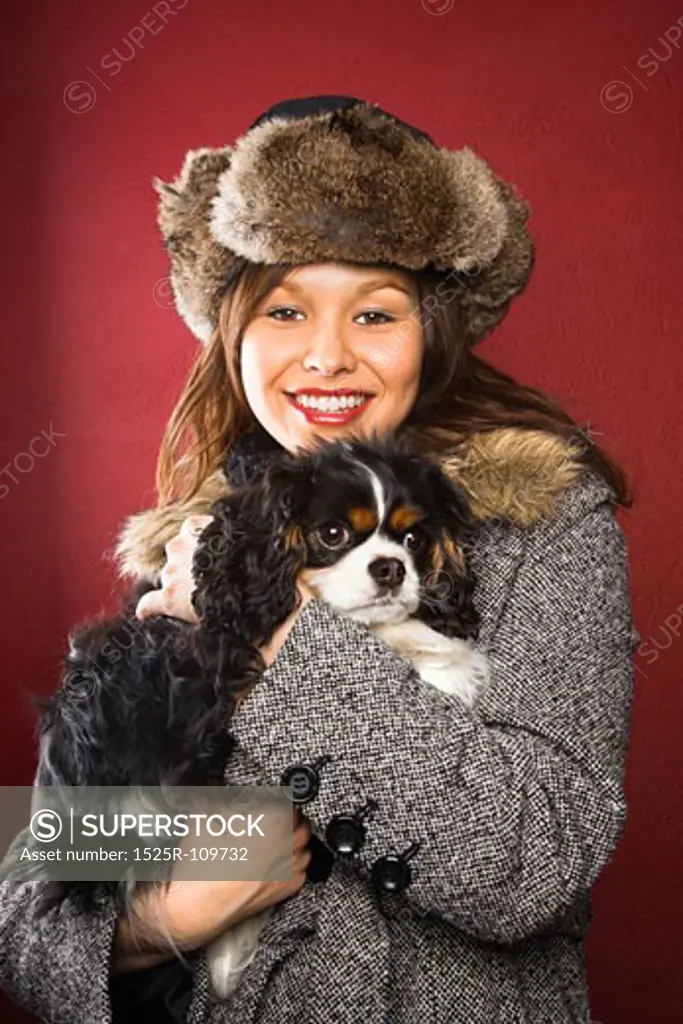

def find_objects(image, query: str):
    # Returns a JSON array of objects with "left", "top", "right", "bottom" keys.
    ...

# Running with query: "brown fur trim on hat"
[
  {"left": 154, "top": 103, "right": 534, "bottom": 347},
  {"left": 113, "top": 428, "right": 582, "bottom": 582}
]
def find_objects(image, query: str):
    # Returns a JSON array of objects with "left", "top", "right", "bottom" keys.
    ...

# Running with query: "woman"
[{"left": 0, "top": 95, "right": 639, "bottom": 1024}]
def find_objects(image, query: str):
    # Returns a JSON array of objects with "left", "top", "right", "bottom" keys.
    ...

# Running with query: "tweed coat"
[{"left": 0, "top": 427, "right": 640, "bottom": 1024}]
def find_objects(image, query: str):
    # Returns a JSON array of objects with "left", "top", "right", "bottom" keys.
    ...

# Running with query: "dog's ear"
[
  {"left": 424, "top": 462, "right": 476, "bottom": 534},
  {"left": 30, "top": 631, "right": 114, "bottom": 789},
  {"left": 419, "top": 529, "right": 480, "bottom": 640},
  {"left": 192, "top": 457, "right": 313, "bottom": 652},
  {"left": 415, "top": 465, "right": 481, "bottom": 640}
]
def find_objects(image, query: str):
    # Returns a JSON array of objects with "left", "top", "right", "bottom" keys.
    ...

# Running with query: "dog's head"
[{"left": 192, "top": 434, "right": 480, "bottom": 649}]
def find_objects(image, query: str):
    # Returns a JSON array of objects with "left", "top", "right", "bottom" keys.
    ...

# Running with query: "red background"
[{"left": 1, "top": 0, "right": 681, "bottom": 1020}]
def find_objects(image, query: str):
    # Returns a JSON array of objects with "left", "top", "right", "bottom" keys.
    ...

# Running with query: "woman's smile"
[{"left": 284, "top": 387, "right": 375, "bottom": 426}]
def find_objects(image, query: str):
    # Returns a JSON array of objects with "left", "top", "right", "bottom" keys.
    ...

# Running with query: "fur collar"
[{"left": 113, "top": 427, "right": 583, "bottom": 582}]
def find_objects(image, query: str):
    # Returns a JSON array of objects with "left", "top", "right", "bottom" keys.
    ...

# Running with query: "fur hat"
[{"left": 153, "top": 95, "right": 535, "bottom": 348}]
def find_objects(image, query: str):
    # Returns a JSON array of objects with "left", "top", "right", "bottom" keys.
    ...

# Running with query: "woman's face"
[{"left": 237, "top": 262, "right": 424, "bottom": 453}]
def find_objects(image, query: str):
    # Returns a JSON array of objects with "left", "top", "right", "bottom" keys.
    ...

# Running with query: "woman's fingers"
[
  {"left": 294, "top": 848, "right": 312, "bottom": 872},
  {"left": 181, "top": 514, "right": 214, "bottom": 538},
  {"left": 135, "top": 588, "right": 166, "bottom": 620},
  {"left": 165, "top": 515, "right": 213, "bottom": 556},
  {"left": 135, "top": 577, "right": 196, "bottom": 622},
  {"left": 135, "top": 515, "right": 215, "bottom": 623},
  {"left": 292, "top": 819, "right": 311, "bottom": 852}
]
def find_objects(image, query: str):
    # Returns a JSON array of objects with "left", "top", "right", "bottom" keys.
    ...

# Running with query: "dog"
[{"left": 32, "top": 434, "right": 490, "bottom": 998}]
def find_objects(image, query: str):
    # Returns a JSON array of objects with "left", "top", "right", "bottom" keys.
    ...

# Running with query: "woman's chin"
[{"left": 290, "top": 420, "right": 369, "bottom": 449}]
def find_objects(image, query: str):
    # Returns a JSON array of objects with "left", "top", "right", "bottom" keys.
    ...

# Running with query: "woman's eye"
[
  {"left": 266, "top": 306, "right": 304, "bottom": 322},
  {"left": 404, "top": 530, "right": 427, "bottom": 553},
  {"left": 317, "top": 522, "right": 350, "bottom": 549},
  {"left": 355, "top": 310, "right": 395, "bottom": 326},
  {"left": 265, "top": 307, "right": 395, "bottom": 325}
]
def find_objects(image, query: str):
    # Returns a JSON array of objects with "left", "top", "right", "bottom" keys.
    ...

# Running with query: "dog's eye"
[
  {"left": 403, "top": 530, "right": 427, "bottom": 553},
  {"left": 316, "top": 522, "right": 350, "bottom": 549}
]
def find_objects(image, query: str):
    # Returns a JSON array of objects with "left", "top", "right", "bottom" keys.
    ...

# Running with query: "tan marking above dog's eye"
[
  {"left": 347, "top": 506, "right": 377, "bottom": 531},
  {"left": 390, "top": 505, "right": 422, "bottom": 531}
]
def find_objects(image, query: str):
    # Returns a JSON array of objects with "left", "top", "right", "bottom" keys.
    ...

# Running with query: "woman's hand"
[
  {"left": 135, "top": 515, "right": 214, "bottom": 624},
  {"left": 135, "top": 514, "right": 317, "bottom": 660},
  {"left": 111, "top": 811, "right": 312, "bottom": 974}
]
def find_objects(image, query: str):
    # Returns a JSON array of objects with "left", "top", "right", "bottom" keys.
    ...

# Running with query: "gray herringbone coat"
[{"left": 0, "top": 459, "right": 639, "bottom": 1024}]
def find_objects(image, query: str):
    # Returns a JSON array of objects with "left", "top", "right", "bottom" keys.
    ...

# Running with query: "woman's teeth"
[{"left": 293, "top": 393, "right": 367, "bottom": 411}]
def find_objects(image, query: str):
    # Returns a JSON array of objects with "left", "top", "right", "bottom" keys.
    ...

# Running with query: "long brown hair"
[{"left": 154, "top": 259, "right": 632, "bottom": 509}]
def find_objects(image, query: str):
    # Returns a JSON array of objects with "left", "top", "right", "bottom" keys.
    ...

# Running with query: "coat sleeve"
[
  {"left": 0, "top": 836, "right": 216, "bottom": 1024},
  {"left": 228, "top": 484, "right": 639, "bottom": 945},
  {"left": 0, "top": 845, "right": 217, "bottom": 1023},
  {"left": 0, "top": 858, "right": 119, "bottom": 1022}
]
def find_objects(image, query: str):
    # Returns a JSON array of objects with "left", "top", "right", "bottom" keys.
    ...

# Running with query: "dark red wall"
[{"left": 2, "top": 1, "right": 681, "bottom": 1020}]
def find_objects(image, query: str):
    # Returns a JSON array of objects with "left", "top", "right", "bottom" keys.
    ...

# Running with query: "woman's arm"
[
  {"left": 227, "top": 475, "right": 639, "bottom": 945},
  {"left": 0, "top": 816, "right": 312, "bottom": 1018},
  {"left": 0, "top": 874, "right": 120, "bottom": 1021},
  {"left": 0, "top": 831, "right": 171, "bottom": 1020}
]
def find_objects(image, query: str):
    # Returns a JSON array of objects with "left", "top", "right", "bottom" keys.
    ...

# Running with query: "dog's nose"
[{"left": 368, "top": 557, "right": 405, "bottom": 591}]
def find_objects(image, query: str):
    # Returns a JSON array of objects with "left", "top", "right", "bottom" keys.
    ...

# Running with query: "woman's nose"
[{"left": 301, "top": 323, "right": 356, "bottom": 375}]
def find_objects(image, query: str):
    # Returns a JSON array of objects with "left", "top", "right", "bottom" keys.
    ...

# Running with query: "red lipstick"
[{"left": 285, "top": 388, "right": 375, "bottom": 426}]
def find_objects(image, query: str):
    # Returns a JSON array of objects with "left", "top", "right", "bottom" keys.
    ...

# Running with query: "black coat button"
[
  {"left": 325, "top": 814, "right": 366, "bottom": 855},
  {"left": 280, "top": 763, "right": 319, "bottom": 804},
  {"left": 371, "top": 853, "right": 412, "bottom": 893}
]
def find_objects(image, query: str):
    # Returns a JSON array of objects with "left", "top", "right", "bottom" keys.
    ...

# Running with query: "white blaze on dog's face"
[{"left": 299, "top": 456, "right": 429, "bottom": 626}]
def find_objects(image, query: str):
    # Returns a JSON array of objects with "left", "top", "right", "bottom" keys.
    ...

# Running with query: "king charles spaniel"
[{"left": 33, "top": 434, "right": 490, "bottom": 999}]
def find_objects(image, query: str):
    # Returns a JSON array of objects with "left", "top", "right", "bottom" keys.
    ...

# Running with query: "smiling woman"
[
  {"left": 150, "top": 249, "right": 628, "bottom": 514},
  {"left": 239, "top": 264, "right": 424, "bottom": 448},
  {"left": 0, "top": 94, "right": 639, "bottom": 1024}
]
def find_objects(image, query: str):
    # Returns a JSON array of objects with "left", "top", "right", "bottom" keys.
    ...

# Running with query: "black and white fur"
[
  {"left": 293, "top": 441, "right": 489, "bottom": 704},
  {"left": 33, "top": 434, "right": 490, "bottom": 998}
]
